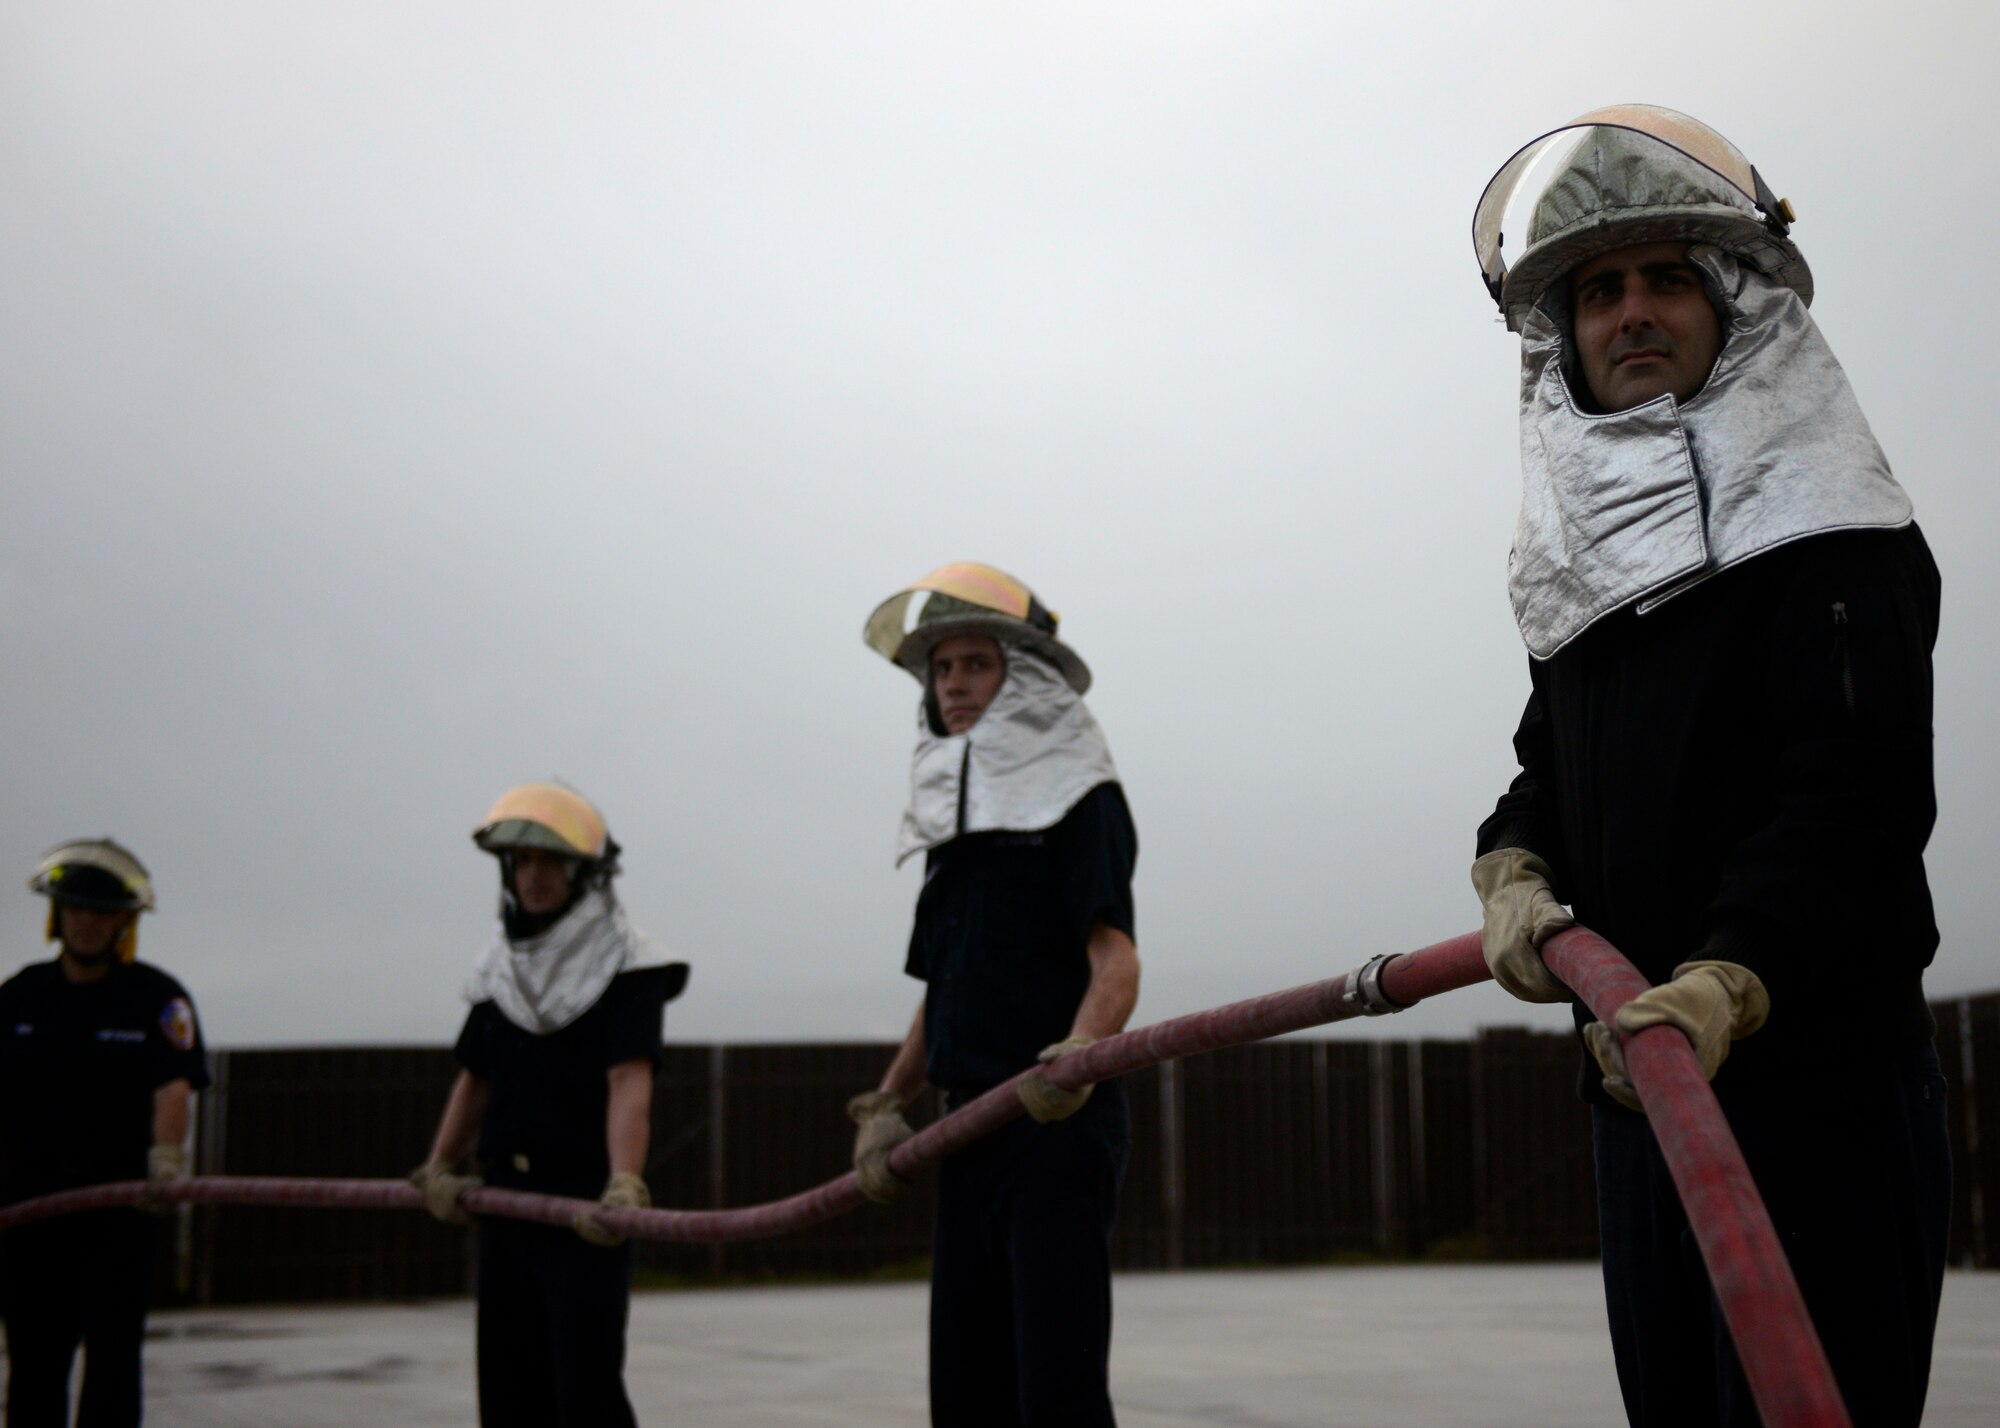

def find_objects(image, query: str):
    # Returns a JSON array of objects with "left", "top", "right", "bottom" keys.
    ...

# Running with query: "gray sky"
[{"left": 4, "top": 2, "right": 1996, "bottom": 1051}]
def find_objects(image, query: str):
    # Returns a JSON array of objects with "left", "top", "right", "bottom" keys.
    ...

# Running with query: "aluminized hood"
[
  {"left": 896, "top": 645, "right": 1120, "bottom": 866},
  {"left": 1507, "top": 247, "right": 1912, "bottom": 658}
]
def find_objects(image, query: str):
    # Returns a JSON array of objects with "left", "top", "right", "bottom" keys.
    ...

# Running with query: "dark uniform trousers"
[
  {"left": 930, "top": 1081, "right": 1129, "bottom": 1428},
  {"left": 2, "top": 1211, "right": 155, "bottom": 1428},
  {"left": 475, "top": 1214, "right": 638, "bottom": 1428},
  {"left": 1593, "top": 1044, "right": 1951, "bottom": 1428}
]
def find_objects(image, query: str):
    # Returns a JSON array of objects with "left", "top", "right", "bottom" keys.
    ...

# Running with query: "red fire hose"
[
  {"left": 1540, "top": 927, "right": 1850, "bottom": 1427},
  {"left": 0, "top": 927, "right": 1848, "bottom": 1426}
]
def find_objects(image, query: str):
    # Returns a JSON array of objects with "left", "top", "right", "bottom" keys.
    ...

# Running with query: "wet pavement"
[{"left": 106, "top": 1264, "right": 2000, "bottom": 1424}]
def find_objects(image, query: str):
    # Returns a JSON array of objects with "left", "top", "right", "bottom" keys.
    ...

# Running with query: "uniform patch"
[{"left": 160, "top": 997, "right": 197, "bottom": 1052}]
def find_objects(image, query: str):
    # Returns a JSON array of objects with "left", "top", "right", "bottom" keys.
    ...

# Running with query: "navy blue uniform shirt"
[
  {"left": 0, "top": 958, "right": 209, "bottom": 1203},
  {"left": 906, "top": 782, "right": 1137, "bottom": 1093},
  {"left": 454, "top": 966, "right": 672, "bottom": 1192}
]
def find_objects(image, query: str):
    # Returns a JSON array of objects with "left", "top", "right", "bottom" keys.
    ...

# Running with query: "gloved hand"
[
  {"left": 409, "top": 1160, "right": 483, "bottom": 1226},
  {"left": 1584, "top": 959, "right": 1771, "bottom": 1112},
  {"left": 1017, "top": 1036, "right": 1096, "bottom": 1124},
  {"left": 1470, "top": 848, "right": 1574, "bottom": 1003},
  {"left": 847, "top": 1090, "right": 914, "bottom": 1205},
  {"left": 574, "top": 1172, "right": 651, "bottom": 1246},
  {"left": 141, "top": 1143, "right": 188, "bottom": 1214}
]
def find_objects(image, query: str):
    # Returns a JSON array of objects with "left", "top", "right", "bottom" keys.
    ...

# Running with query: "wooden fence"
[{"left": 173, "top": 993, "right": 2000, "bottom": 1305}]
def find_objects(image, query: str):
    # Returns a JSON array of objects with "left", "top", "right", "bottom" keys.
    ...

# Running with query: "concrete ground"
[{"left": 107, "top": 1265, "right": 1998, "bottom": 1425}]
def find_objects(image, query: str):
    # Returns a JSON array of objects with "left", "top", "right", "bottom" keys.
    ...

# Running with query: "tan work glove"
[
  {"left": 1017, "top": 1036, "right": 1096, "bottom": 1124},
  {"left": 408, "top": 1160, "right": 483, "bottom": 1226},
  {"left": 141, "top": 1143, "right": 188, "bottom": 1214},
  {"left": 847, "top": 1091, "right": 915, "bottom": 1205},
  {"left": 1584, "top": 959, "right": 1772, "bottom": 1112},
  {"left": 574, "top": 1171, "right": 651, "bottom": 1246},
  {"left": 1470, "top": 848, "right": 1574, "bottom": 1003}
]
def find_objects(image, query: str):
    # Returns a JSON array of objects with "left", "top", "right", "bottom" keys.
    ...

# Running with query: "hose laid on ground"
[{"left": 0, "top": 926, "right": 1848, "bottom": 1427}]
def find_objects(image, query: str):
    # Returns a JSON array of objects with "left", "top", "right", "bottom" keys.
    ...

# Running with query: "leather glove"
[
  {"left": 574, "top": 1171, "right": 651, "bottom": 1246},
  {"left": 409, "top": 1160, "right": 483, "bottom": 1226},
  {"left": 141, "top": 1143, "right": 188, "bottom": 1214},
  {"left": 847, "top": 1090, "right": 914, "bottom": 1205},
  {"left": 1017, "top": 1036, "right": 1096, "bottom": 1124},
  {"left": 1585, "top": 959, "right": 1771, "bottom": 1112},
  {"left": 1470, "top": 848, "right": 1574, "bottom": 1003}
]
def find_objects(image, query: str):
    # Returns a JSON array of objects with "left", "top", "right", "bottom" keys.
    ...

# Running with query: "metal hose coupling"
[{"left": 1341, "top": 954, "right": 1410, "bottom": 1016}]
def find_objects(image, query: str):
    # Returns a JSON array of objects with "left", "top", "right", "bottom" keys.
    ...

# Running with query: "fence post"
[
  {"left": 1406, "top": 1041, "right": 1427, "bottom": 1256},
  {"left": 193, "top": 1048, "right": 230, "bottom": 1306},
  {"left": 1369, "top": 1041, "right": 1401, "bottom": 1256},
  {"left": 1957, "top": 999, "right": 1987, "bottom": 1267},
  {"left": 1157, "top": 1059, "right": 1184, "bottom": 1269},
  {"left": 707, "top": 1044, "right": 728, "bottom": 1278},
  {"left": 1310, "top": 1040, "right": 1333, "bottom": 1258},
  {"left": 1468, "top": 1031, "right": 1490, "bottom": 1252}
]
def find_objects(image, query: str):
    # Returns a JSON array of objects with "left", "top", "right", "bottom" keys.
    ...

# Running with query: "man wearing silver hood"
[
  {"left": 849, "top": 562, "right": 1140, "bottom": 1427},
  {"left": 412, "top": 781, "right": 687, "bottom": 1428},
  {"left": 1467, "top": 107, "right": 1949, "bottom": 1426}
]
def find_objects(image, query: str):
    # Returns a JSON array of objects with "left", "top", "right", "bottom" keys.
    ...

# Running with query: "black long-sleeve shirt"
[{"left": 1476, "top": 526, "right": 1940, "bottom": 1090}]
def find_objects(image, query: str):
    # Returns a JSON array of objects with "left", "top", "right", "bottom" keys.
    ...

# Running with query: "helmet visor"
[
  {"left": 863, "top": 562, "right": 1055, "bottom": 664},
  {"left": 1473, "top": 105, "right": 1761, "bottom": 303},
  {"left": 473, "top": 784, "right": 608, "bottom": 859}
]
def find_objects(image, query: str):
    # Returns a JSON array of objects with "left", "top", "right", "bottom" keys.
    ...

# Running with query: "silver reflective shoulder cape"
[
  {"left": 465, "top": 887, "right": 665, "bottom": 1034},
  {"left": 1508, "top": 248, "right": 1912, "bottom": 658},
  {"left": 896, "top": 647, "right": 1120, "bottom": 866}
]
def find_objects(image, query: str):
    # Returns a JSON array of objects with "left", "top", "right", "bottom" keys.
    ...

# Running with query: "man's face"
[
  {"left": 930, "top": 634, "right": 1006, "bottom": 734},
  {"left": 58, "top": 903, "right": 130, "bottom": 962},
  {"left": 510, "top": 849, "right": 577, "bottom": 916},
  {"left": 1569, "top": 242, "right": 1724, "bottom": 412}
]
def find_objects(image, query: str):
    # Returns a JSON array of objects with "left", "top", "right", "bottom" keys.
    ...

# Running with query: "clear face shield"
[{"left": 1472, "top": 105, "right": 1799, "bottom": 332}]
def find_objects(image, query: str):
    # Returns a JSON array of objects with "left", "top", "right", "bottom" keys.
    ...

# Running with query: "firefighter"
[
  {"left": 413, "top": 782, "right": 687, "bottom": 1428},
  {"left": 849, "top": 563, "right": 1141, "bottom": 1426},
  {"left": 1, "top": 839, "right": 208, "bottom": 1427},
  {"left": 1467, "top": 107, "right": 1949, "bottom": 1425}
]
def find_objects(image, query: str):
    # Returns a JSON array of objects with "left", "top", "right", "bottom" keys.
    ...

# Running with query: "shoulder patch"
[{"left": 160, "top": 997, "right": 197, "bottom": 1053}]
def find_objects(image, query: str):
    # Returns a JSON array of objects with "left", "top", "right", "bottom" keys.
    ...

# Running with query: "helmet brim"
[{"left": 473, "top": 819, "right": 593, "bottom": 858}]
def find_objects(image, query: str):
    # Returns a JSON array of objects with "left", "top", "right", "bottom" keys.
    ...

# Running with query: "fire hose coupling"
[{"left": 1341, "top": 954, "right": 1410, "bottom": 1016}]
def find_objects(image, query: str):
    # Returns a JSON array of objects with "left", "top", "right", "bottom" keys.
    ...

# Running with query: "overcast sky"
[{"left": 4, "top": 3, "right": 1996, "bottom": 1052}]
